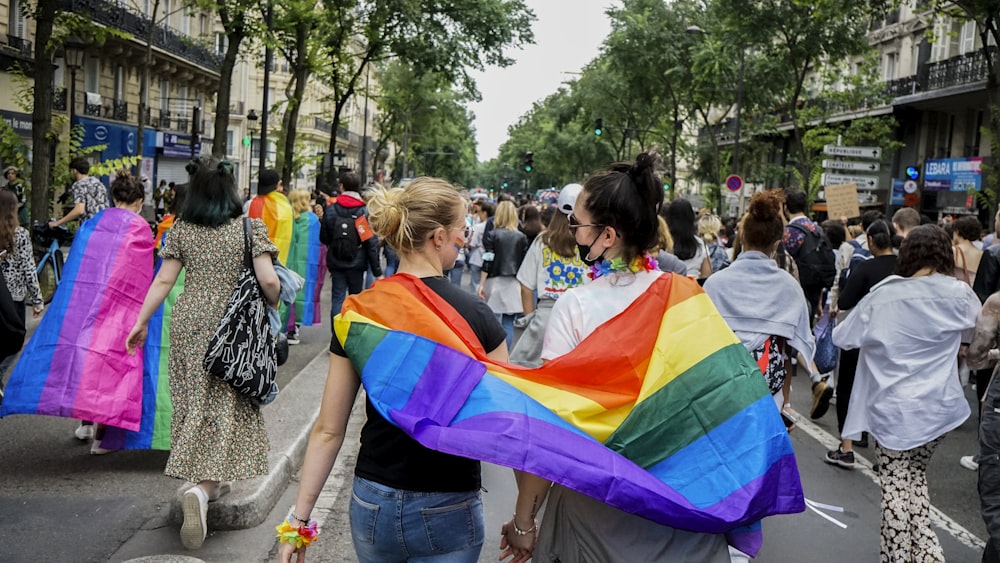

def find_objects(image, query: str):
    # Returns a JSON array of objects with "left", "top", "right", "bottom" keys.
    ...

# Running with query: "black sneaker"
[
  {"left": 853, "top": 432, "right": 869, "bottom": 448},
  {"left": 810, "top": 377, "right": 834, "bottom": 419},
  {"left": 286, "top": 331, "right": 301, "bottom": 345},
  {"left": 824, "top": 447, "right": 855, "bottom": 469}
]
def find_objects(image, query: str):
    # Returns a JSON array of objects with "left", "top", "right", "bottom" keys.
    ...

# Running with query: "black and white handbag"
[{"left": 203, "top": 218, "right": 278, "bottom": 404}]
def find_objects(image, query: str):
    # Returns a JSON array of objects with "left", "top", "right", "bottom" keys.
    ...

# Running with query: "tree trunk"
[
  {"left": 279, "top": 21, "right": 310, "bottom": 188},
  {"left": 29, "top": 0, "right": 57, "bottom": 223},
  {"left": 212, "top": 19, "right": 245, "bottom": 159}
]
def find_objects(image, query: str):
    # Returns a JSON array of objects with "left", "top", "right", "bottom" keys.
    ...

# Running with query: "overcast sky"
[{"left": 468, "top": 0, "right": 612, "bottom": 162}]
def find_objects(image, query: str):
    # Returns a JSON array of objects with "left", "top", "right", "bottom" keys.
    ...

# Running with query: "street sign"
[
  {"left": 823, "top": 145, "right": 881, "bottom": 159},
  {"left": 821, "top": 159, "right": 880, "bottom": 172},
  {"left": 725, "top": 174, "right": 743, "bottom": 192},
  {"left": 903, "top": 180, "right": 918, "bottom": 194},
  {"left": 822, "top": 173, "right": 878, "bottom": 189}
]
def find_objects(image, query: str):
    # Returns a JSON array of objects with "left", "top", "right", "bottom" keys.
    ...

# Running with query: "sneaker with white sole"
[
  {"left": 74, "top": 423, "right": 94, "bottom": 441},
  {"left": 181, "top": 486, "right": 209, "bottom": 549},
  {"left": 824, "top": 447, "right": 855, "bottom": 469},
  {"left": 286, "top": 331, "right": 301, "bottom": 345},
  {"left": 960, "top": 455, "right": 979, "bottom": 471}
]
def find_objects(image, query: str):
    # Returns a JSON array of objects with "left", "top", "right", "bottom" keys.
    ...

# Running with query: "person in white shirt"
[
  {"left": 833, "top": 224, "right": 980, "bottom": 563},
  {"left": 466, "top": 201, "right": 492, "bottom": 292}
]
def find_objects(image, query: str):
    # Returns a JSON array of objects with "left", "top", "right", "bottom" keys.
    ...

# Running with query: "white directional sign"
[
  {"left": 822, "top": 173, "right": 878, "bottom": 189},
  {"left": 821, "top": 159, "right": 880, "bottom": 172},
  {"left": 823, "top": 145, "right": 882, "bottom": 159}
]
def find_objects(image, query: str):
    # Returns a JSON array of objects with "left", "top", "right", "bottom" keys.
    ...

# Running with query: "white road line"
[{"left": 790, "top": 408, "right": 986, "bottom": 552}]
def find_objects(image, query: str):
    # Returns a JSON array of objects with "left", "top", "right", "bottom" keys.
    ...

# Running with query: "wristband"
[
  {"left": 276, "top": 509, "right": 319, "bottom": 549},
  {"left": 511, "top": 514, "right": 537, "bottom": 536}
]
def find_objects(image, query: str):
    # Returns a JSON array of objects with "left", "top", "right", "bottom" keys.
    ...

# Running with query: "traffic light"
[
  {"left": 594, "top": 118, "right": 603, "bottom": 136},
  {"left": 523, "top": 151, "right": 534, "bottom": 173},
  {"left": 502, "top": 178, "right": 509, "bottom": 189},
  {"left": 905, "top": 165, "right": 920, "bottom": 181}
]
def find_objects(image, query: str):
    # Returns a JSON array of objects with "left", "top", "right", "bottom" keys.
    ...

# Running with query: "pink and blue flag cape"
[
  {"left": 335, "top": 274, "right": 805, "bottom": 555},
  {"left": 1, "top": 209, "right": 153, "bottom": 433}
]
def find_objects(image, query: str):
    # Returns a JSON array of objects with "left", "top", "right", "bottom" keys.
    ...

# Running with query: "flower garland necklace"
[{"left": 587, "top": 253, "right": 658, "bottom": 280}]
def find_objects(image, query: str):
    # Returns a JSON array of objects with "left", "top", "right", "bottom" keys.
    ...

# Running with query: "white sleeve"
[
  {"left": 516, "top": 238, "right": 543, "bottom": 290},
  {"left": 541, "top": 290, "right": 583, "bottom": 360},
  {"left": 832, "top": 301, "right": 867, "bottom": 350}
]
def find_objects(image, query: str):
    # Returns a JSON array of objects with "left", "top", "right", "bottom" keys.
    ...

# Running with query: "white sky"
[{"left": 468, "top": 0, "right": 612, "bottom": 162}]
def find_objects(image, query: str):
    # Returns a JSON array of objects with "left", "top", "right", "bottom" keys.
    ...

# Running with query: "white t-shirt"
[
  {"left": 516, "top": 237, "right": 587, "bottom": 301},
  {"left": 542, "top": 270, "right": 663, "bottom": 360},
  {"left": 468, "top": 221, "right": 486, "bottom": 267},
  {"left": 681, "top": 238, "right": 709, "bottom": 278}
]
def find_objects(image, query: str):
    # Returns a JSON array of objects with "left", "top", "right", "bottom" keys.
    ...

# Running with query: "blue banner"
[{"left": 923, "top": 157, "right": 983, "bottom": 192}]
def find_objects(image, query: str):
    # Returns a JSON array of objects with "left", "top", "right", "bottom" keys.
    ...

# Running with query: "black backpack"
[
  {"left": 328, "top": 207, "right": 363, "bottom": 262},
  {"left": 837, "top": 239, "right": 872, "bottom": 290},
  {"left": 787, "top": 222, "right": 836, "bottom": 290}
]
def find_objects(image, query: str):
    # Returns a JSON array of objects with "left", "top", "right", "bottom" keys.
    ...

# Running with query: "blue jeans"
[
  {"left": 349, "top": 477, "right": 484, "bottom": 563},
  {"left": 497, "top": 313, "right": 516, "bottom": 351},
  {"left": 467, "top": 265, "right": 481, "bottom": 293},
  {"left": 330, "top": 269, "right": 365, "bottom": 330},
  {"left": 444, "top": 266, "right": 463, "bottom": 288}
]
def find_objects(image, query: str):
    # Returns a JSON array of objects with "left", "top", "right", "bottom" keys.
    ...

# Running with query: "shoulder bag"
[{"left": 203, "top": 218, "right": 278, "bottom": 405}]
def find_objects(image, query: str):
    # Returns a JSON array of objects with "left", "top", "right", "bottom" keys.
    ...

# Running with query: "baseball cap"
[
  {"left": 557, "top": 183, "right": 583, "bottom": 215},
  {"left": 258, "top": 169, "right": 280, "bottom": 195}
]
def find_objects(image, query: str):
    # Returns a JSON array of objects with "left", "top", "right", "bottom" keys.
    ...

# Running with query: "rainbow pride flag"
[
  {"left": 335, "top": 274, "right": 804, "bottom": 555},
  {"left": 285, "top": 211, "right": 324, "bottom": 328},
  {"left": 0, "top": 209, "right": 153, "bottom": 430},
  {"left": 248, "top": 191, "right": 293, "bottom": 264}
]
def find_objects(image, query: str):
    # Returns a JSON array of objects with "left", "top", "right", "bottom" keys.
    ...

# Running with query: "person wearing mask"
[
  {"left": 126, "top": 157, "right": 280, "bottom": 550},
  {"left": 833, "top": 224, "right": 979, "bottom": 562},
  {"left": 320, "top": 171, "right": 382, "bottom": 325},
  {"left": 825, "top": 219, "right": 899, "bottom": 468},
  {"left": 478, "top": 200, "right": 527, "bottom": 349},
  {"left": 277, "top": 178, "right": 507, "bottom": 562},
  {"left": 49, "top": 157, "right": 109, "bottom": 229}
]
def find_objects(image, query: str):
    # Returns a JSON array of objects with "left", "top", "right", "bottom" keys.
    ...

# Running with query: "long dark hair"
[
  {"left": 179, "top": 157, "right": 242, "bottom": 227},
  {"left": 0, "top": 190, "right": 17, "bottom": 255},
  {"left": 895, "top": 224, "right": 953, "bottom": 277},
  {"left": 664, "top": 199, "right": 699, "bottom": 260},
  {"left": 581, "top": 151, "right": 663, "bottom": 264}
]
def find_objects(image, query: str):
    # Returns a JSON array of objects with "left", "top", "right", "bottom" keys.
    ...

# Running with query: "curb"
[{"left": 168, "top": 349, "right": 328, "bottom": 530}]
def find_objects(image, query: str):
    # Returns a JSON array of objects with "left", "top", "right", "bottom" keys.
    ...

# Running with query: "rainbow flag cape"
[
  {"left": 248, "top": 192, "right": 293, "bottom": 264},
  {"left": 154, "top": 214, "right": 175, "bottom": 251},
  {"left": 285, "top": 211, "right": 324, "bottom": 328},
  {"left": 335, "top": 274, "right": 804, "bottom": 555},
  {"left": 0, "top": 209, "right": 153, "bottom": 430}
]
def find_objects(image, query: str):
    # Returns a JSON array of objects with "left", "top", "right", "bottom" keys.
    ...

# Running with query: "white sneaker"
[
  {"left": 180, "top": 486, "right": 209, "bottom": 549},
  {"left": 74, "top": 424, "right": 94, "bottom": 441},
  {"left": 960, "top": 455, "right": 979, "bottom": 471}
]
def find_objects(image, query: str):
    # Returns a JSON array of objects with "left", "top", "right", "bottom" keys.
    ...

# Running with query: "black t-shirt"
[
  {"left": 838, "top": 254, "right": 898, "bottom": 311},
  {"left": 330, "top": 276, "right": 507, "bottom": 492}
]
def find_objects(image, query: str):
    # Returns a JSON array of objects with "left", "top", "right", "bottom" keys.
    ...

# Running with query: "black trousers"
[{"left": 835, "top": 348, "right": 860, "bottom": 435}]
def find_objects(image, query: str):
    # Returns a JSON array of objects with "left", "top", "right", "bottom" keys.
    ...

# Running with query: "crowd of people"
[{"left": 2, "top": 151, "right": 1000, "bottom": 562}]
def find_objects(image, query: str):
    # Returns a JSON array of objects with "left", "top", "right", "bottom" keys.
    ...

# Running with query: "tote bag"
[{"left": 203, "top": 218, "right": 277, "bottom": 403}]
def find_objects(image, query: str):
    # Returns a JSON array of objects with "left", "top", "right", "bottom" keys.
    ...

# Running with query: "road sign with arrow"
[
  {"left": 823, "top": 145, "right": 881, "bottom": 159},
  {"left": 822, "top": 173, "right": 878, "bottom": 189},
  {"left": 821, "top": 160, "right": 880, "bottom": 172}
]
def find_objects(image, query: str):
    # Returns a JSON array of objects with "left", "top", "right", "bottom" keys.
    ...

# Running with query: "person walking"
[
  {"left": 968, "top": 287, "right": 1000, "bottom": 562},
  {"left": 466, "top": 201, "right": 493, "bottom": 293},
  {"left": 320, "top": 171, "right": 381, "bottom": 324},
  {"left": 49, "top": 157, "right": 109, "bottom": 229},
  {"left": 247, "top": 169, "right": 293, "bottom": 264},
  {"left": 0, "top": 189, "right": 41, "bottom": 380},
  {"left": 284, "top": 189, "right": 324, "bottom": 345},
  {"left": 277, "top": 178, "right": 507, "bottom": 563},
  {"left": 699, "top": 213, "right": 730, "bottom": 273},
  {"left": 478, "top": 200, "right": 527, "bottom": 349},
  {"left": 125, "top": 157, "right": 280, "bottom": 550},
  {"left": 825, "top": 219, "right": 898, "bottom": 468},
  {"left": 832, "top": 224, "right": 979, "bottom": 563},
  {"left": 665, "top": 199, "right": 712, "bottom": 279},
  {"left": 3, "top": 166, "right": 29, "bottom": 226}
]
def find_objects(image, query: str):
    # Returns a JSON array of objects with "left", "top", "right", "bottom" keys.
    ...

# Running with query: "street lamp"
[
  {"left": 687, "top": 25, "right": 746, "bottom": 216},
  {"left": 246, "top": 109, "right": 259, "bottom": 193},
  {"left": 63, "top": 36, "right": 87, "bottom": 131}
]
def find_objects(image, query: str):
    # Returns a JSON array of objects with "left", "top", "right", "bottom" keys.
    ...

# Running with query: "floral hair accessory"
[
  {"left": 588, "top": 252, "right": 658, "bottom": 280},
  {"left": 276, "top": 518, "right": 320, "bottom": 549}
]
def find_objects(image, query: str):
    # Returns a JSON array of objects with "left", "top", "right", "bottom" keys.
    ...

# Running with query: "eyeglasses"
[{"left": 568, "top": 214, "right": 605, "bottom": 232}]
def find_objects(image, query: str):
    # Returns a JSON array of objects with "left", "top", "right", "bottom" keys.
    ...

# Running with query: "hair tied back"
[{"left": 218, "top": 159, "right": 234, "bottom": 177}]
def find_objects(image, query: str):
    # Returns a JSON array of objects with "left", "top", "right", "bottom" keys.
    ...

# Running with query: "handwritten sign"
[{"left": 825, "top": 183, "right": 861, "bottom": 220}]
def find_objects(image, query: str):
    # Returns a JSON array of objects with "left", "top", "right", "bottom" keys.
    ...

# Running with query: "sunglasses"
[{"left": 568, "top": 214, "right": 605, "bottom": 232}]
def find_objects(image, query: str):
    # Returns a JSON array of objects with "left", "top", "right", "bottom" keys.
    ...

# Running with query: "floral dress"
[{"left": 158, "top": 218, "right": 277, "bottom": 482}]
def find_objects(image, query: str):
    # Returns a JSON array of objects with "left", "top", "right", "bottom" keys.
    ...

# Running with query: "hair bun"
[
  {"left": 748, "top": 190, "right": 784, "bottom": 222},
  {"left": 633, "top": 151, "right": 657, "bottom": 174}
]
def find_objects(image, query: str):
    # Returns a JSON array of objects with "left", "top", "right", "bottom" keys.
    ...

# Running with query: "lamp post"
[
  {"left": 360, "top": 65, "right": 371, "bottom": 186},
  {"left": 687, "top": 26, "right": 746, "bottom": 215},
  {"left": 246, "top": 109, "right": 259, "bottom": 193},
  {"left": 63, "top": 36, "right": 87, "bottom": 132}
]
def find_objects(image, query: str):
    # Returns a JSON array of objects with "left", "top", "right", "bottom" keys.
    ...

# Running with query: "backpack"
[
  {"left": 787, "top": 222, "right": 836, "bottom": 290},
  {"left": 837, "top": 239, "right": 872, "bottom": 290},
  {"left": 328, "top": 206, "right": 363, "bottom": 262}
]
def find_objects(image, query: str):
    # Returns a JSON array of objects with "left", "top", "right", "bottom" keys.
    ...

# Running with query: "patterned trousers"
[{"left": 876, "top": 437, "right": 945, "bottom": 563}]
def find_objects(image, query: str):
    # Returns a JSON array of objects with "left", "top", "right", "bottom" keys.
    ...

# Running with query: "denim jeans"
[
  {"left": 467, "top": 264, "right": 481, "bottom": 293},
  {"left": 444, "top": 266, "right": 463, "bottom": 288},
  {"left": 349, "top": 477, "right": 484, "bottom": 563},
  {"left": 330, "top": 269, "right": 365, "bottom": 330},
  {"left": 497, "top": 313, "right": 516, "bottom": 351}
]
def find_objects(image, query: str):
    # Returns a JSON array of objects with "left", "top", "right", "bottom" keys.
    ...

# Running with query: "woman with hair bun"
[
  {"left": 278, "top": 177, "right": 507, "bottom": 563},
  {"left": 834, "top": 224, "right": 979, "bottom": 562},
  {"left": 503, "top": 154, "right": 801, "bottom": 562},
  {"left": 703, "top": 190, "right": 816, "bottom": 431}
]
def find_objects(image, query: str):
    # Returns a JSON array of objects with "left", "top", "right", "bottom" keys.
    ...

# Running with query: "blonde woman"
[
  {"left": 478, "top": 200, "right": 528, "bottom": 349},
  {"left": 699, "top": 214, "right": 730, "bottom": 272},
  {"left": 278, "top": 178, "right": 507, "bottom": 562},
  {"left": 653, "top": 216, "right": 686, "bottom": 275}
]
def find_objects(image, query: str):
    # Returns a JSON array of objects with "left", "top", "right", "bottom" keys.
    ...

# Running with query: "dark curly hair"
[
  {"left": 741, "top": 190, "right": 786, "bottom": 251},
  {"left": 895, "top": 224, "right": 954, "bottom": 278},
  {"left": 953, "top": 215, "right": 982, "bottom": 242},
  {"left": 110, "top": 171, "right": 145, "bottom": 205}
]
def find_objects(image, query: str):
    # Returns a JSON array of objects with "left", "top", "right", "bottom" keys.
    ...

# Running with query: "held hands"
[{"left": 499, "top": 517, "right": 536, "bottom": 563}]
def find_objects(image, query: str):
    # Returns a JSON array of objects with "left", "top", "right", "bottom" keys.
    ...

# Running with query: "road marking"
[
  {"left": 805, "top": 499, "right": 848, "bottom": 529},
  {"left": 790, "top": 408, "right": 986, "bottom": 552}
]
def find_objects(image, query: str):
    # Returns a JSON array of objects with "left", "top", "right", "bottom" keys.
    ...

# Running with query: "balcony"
[
  {"left": 6, "top": 34, "right": 32, "bottom": 56},
  {"left": 110, "top": 99, "right": 128, "bottom": 121},
  {"left": 55, "top": 0, "right": 222, "bottom": 72},
  {"left": 84, "top": 98, "right": 102, "bottom": 117},
  {"left": 888, "top": 46, "right": 996, "bottom": 101},
  {"left": 230, "top": 100, "right": 244, "bottom": 115},
  {"left": 158, "top": 110, "right": 172, "bottom": 130},
  {"left": 175, "top": 117, "right": 190, "bottom": 132},
  {"left": 314, "top": 117, "right": 333, "bottom": 133}
]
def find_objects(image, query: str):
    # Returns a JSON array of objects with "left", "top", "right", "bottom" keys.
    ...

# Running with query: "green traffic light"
[
  {"left": 595, "top": 129, "right": 602, "bottom": 136},
  {"left": 525, "top": 165, "right": 532, "bottom": 172}
]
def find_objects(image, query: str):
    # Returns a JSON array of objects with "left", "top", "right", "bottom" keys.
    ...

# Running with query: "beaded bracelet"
[
  {"left": 276, "top": 510, "right": 319, "bottom": 549},
  {"left": 511, "top": 515, "right": 538, "bottom": 536}
]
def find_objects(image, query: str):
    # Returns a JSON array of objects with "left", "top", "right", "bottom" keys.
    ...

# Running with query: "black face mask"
[{"left": 577, "top": 231, "right": 606, "bottom": 266}]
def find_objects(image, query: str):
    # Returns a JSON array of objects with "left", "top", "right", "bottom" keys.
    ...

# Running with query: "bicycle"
[{"left": 32, "top": 223, "right": 73, "bottom": 304}]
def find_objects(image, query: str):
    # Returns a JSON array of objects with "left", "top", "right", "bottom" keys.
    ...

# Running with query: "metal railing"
[
  {"left": 53, "top": 89, "right": 67, "bottom": 111},
  {"left": 84, "top": 100, "right": 102, "bottom": 117},
  {"left": 111, "top": 99, "right": 128, "bottom": 121},
  {"left": 314, "top": 117, "right": 333, "bottom": 133},
  {"left": 6, "top": 34, "right": 32, "bottom": 55}
]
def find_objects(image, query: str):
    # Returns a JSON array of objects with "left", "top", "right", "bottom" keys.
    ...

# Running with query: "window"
[
  {"left": 181, "top": 9, "right": 190, "bottom": 35},
  {"left": 114, "top": 65, "right": 126, "bottom": 100},
  {"left": 226, "top": 130, "right": 234, "bottom": 157},
  {"left": 960, "top": 20, "right": 977, "bottom": 54},
  {"left": 160, "top": 79, "right": 170, "bottom": 110},
  {"left": 53, "top": 57, "right": 65, "bottom": 89},
  {"left": 883, "top": 52, "right": 898, "bottom": 80},
  {"left": 8, "top": 0, "right": 26, "bottom": 37},
  {"left": 930, "top": 19, "right": 960, "bottom": 61},
  {"left": 200, "top": 14, "right": 209, "bottom": 36},
  {"left": 215, "top": 33, "right": 227, "bottom": 56},
  {"left": 84, "top": 57, "right": 100, "bottom": 93},
  {"left": 162, "top": 0, "right": 172, "bottom": 27}
]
